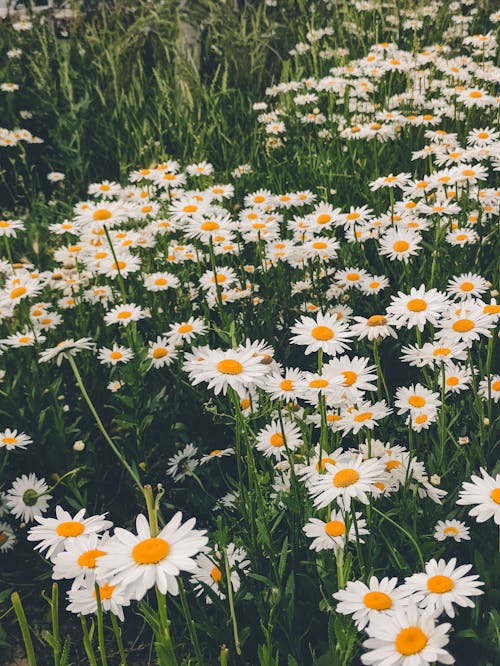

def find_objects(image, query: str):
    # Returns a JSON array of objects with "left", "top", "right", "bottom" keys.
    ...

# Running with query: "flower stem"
[
  {"left": 224, "top": 548, "right": 241, "bottom": 655},
  {"left": 95, "top": 584, "right": 108, "bottom": 666},
  {"left": 110, "top": 614, "right": 128, "bottom": 666},
  {"left": 66, "top": 354, "right": 142, "bottom": 492},
  {"left": 11, "top": 592, "right": 37, "bottom": 666}
]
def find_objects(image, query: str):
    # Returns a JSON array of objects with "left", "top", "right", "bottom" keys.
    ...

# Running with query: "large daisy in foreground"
[{"left": 96, "top": 513, "right": 208, "bottom": 600}]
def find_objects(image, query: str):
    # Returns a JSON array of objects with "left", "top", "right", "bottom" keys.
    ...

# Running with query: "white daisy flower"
[
  {"left": 333, "top": 576, "right": 411, "bottom": 629},
  {"left": 456, "top": 468, "right": 500, "bottom": 525},
  {"left": 67, "top": 580, "right": 130, "bottom": 622},
  {"left": 0, "top": 521, "right": 17, "bottom": 552},
  {"left": 28, "top": 506, "right": 112, "bottom": 560},
  {"left": 95, "top": 513, "right": 208, "bottom": 600},
  {"left": 303, "top": 511, "right": 368, "bottom": 553},
  {"left": 290, "top": 313, "right": 353, "bottom": 356},
  {"left": 434, "top": 519, "right": 470, "bottom": 542},
  {"left": 402, "top": 558, "right": 483, "bottom": 618},
  {"left": 361, "top": 604, "right": 454, "bottom": 665},
  {"left": 6, "top": 474, "right": 52, "bottom": 523},
  {"left": 52, "top": 532, "right": 109, "bottom": 589},
  {"left": 98, "top": 345, "right": 134, "bottom": 366},
  {"left": 255, "top": 418, "right": 303, "bottom": 460},
  {"left": 0, "top": 428, "right": 32, "bottom": 451}
]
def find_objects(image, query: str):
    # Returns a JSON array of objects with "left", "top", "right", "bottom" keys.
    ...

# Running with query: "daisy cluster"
[{"left": 0, "top": 0, "right": 498, "bottom": 662}]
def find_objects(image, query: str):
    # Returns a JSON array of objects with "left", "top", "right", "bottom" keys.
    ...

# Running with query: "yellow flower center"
[
  {"left": 280, "top": 379, "right": 294, "bottom": 391},
  {"left": 395, "top": 627, "right": 428, "bottom": 656},
  {"left": 309, "top": 379, "right": 328, "bottom": 389},
  {"left": 18, "top": 336, "right": 31, "bottom": 344},
  {"left": 393, "top": 240, "right": 409, "bottom": 252},
  {"left": 98, "top": 583, "right": 116, "bottom": 600},
  {"left": 92, "top": 209, "right": 112, "bottom": 220},
  {"left": 490, "top": 488, "right": 500, "bottom": 504},
  {"left": 446, "top": 376, "right": 459, "bottom": 387},
  {"left": 452, "top": 318, "right": 474, "bottom": 332},
  {"left": 311, "top": 325, "right": 334, "bottom": 341},
  {"left": 367, "top": 315, "right": 387, "bottom": 326},
  {"left": 386, "top": 460, "right": 401, "bottom": 471},
  {"left": 415, "top": 414, "right": 428, "bottom": 424},
  {"left": 492, "top": 380, "right": 500, "bottom": 391},
  {"left": 240, "top": 398, "right": 251, "bottom": 410},
  {"left": 132, "top": 537, "right": 170, "bottom": 564},
  {"left": 408, "top": 396, "right": 425, "bottom": 408},
  {"left": 178, "top": 324, "right": 193, "bottom": 334},
  {"left": 353, "top": 411, "right": 372, "bottom": 422},
  {"left": 183, "top": 205, "right": 198, "bottom": 213},
  {"left": 484, "top": 304, "right": 500, "bottom": 315},
  {"left": 333, "top": 468, "right": 360, "bottom": 487},
  {"left": 270, "top": 433, "right": 284, "bottom": 447},
  {"left": 363, "top": 591, "right": 392, "bottom": 610},
  {"left": 342, "top": 371, "right": 357, "bottom": 386},
  {"left": 312, "top": 241, "right": 327, "bottom": 250},
  {"left": 369, "top": 281, "right": 380, "bottom": 289},
  {"left": 346, "top": 213, "right": 360, "bottom": 221},
  {"left": 253, "top": 195, "right": 265, "bottom": 203},
  {"left": 346, "top": 272, "right": 360, "bottom": 281},
  {"left": 0, "top": 220, "right": 11, "bottom": 227},
  {"left": 444, "top": 526, "right": 458, "bottom": 536},
  {"left": 201, "top": 221, "right": 219, "bottom": 231},
  {"left": 10, "top": 286, "right": 27, "bottom": 299},
  {"left": 211, "top": 274, "right": 227, "bottom": 283},
  {"left": 210, "top": 566, "right": 222, "bottom": 582},
  {"left": 324, "top": 520, "right": 345, "bottom": 537},
  {"left": 427, "top": 575, "right": 454, "bottom": 594},
  {"left": 407, "top": 298, "right": 427, "bottom": 312},
  {"left": 2, "top": 436, "right": 17, "bottom": 445},
  {"left": 117, "top": 311, "right": 132, "bottom": 319},
  {"left": 110, "top": 351, "right": 123, "bottom": 360},
  {"left": 77, "top": 549, "right": 106, "bottom": 568},
  {"left": 433, "top": 347, "right": 451, "bottom": 356},
  {"left": 217, "top": 359, "right": 243, "bottom": 375},
  {"left": 56, "top": 521, "right": 85, "bottom": 537},
  {"left": 477, "top": 132, "right": 489, "bottom": 139},
  {"left": 316, "top": 457, "right": 336, "bottom": 471},
  {"left": 462, "top": 169, "right": 475, "bottom": 177},
  {"left": 112, "top": 261, "right": 126, "bottom": 270},
  {"left": 469, "top": 91, "right": 482, "bottom": 98}
]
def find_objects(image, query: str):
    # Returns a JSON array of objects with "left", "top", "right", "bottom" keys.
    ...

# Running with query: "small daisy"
[
  {"left": 434, "top": 520, "right": 470, "bottom": 542},
  {"left": 361, "top": 604, "right": 454, "bottom": 665},
  {"left": 166, "top": 317, "right": 207, "bottom": 345},
  {"left": 0, "top": 522, "right": 17, "bottom": 552},
  {"left": 263, "top": 368, "right": 304, "bottom": 401},
  {"left": 67, "top": 580, "right": 130, "bottom": 622},
  {"left": 379, "top": 228, "right": 422, "bottom": 262},
  {"left": 200, "top": 448, "right": 235, "bottom": 464},
  {"left": 338, "top": 400, "right": 392, "bottom": 435},
  {"left": 166, "top": 443, "right": 198, "bottom": 482},
  {"left": 435, "top": 305, "right": 493, "bottom": 346},
  {"left": 402, "top": 558, "right": 483, "bottom": 618},
  {"left": 387, "top": 286, "right": 449, "bottom": 332},
  {"left": 255, "top": 419, "right": 303, "bottom": 460},
  {"left": 95, "top": 513, "right": 208, "bottom": 600},
  {"left": 350, "top": 314, "right": 397, "bottom": 341},
  {"left": 439, "top": 363, "right": 472, "bottom": 394},
  {"left": 303, "top": 511, "right": 368, "bottom": 553},
  {"left": 447, "top": 273, "right": 489, "bottom": 300},
  {"left": 147, "top": 337, "right": 178, "bottom": 369},
  {"left": 38, "top": 338, "right": 95, "bottom": 366},
  {"left": 478, "top": 375, "right": 500, "bottom": 403},
  {"left": 52, "top": 532, "right": 109, "bottom": 589},
  {"left": 104, "top": 304, "right": 147, "bottom": 327},
  {"left": 6, "top": 474, "right": 52, "bottom": 523},
  {"left": 190, "top": 543, "right": 249, "bottom": 604},
  {"left": 395, "top": 384, "right": 441, "bottom": 415},
  {"left": 290, "top": 313, "right": 353, "bottom": 356},
  {"left": 0, "top": 428, "right": 33, "bottom": 451},
  {"left": 98, "top": 345, "right": 134, "bottom": 366},
  {"left": 28, "top": 506, "right": 113, "bottom": 559},
  {"left": 456, "top": 468, "right": 500, "bottom": 525},
  {"left": 333, "top": 576, "right": 410, "bottom": 629},
  {"left": 307, "top": 455, "right": 385, "bottom": 509}
]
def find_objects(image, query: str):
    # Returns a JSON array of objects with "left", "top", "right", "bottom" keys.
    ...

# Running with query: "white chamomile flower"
[
  {"left": 95, "top": 513, "right": 208, "bottom": 600},
  {"left": 402, "top": 558, "right": 483, "bottom": 618},
  {"left": 433, "top": 520, "right": 470, "bottom": 542},
  {"left": 290, "top": 313, "right": 353, "bottom": 356},
  {"left": 27, "top": 506, "right": 113, "bottom": 559},
  {"left": 333, "top": 576, "right": 411, "bottom": 629},
  {"left": 303, "top": 511, "right": 368, "bottom": 553},
  {"left": 6, "top": 474, "right": 52, "bottom": 523},
  {"left": 456, "top": 468, "right": 500, "bottom": 525},
  {"left": 67, "top": 580, "right": 130, "bottom": 622}
]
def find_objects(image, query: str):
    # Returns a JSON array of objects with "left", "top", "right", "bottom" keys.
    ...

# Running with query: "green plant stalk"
[
  {"left": 103, "top": 224, "right": 128, "bottom": 302},
  {"left": 51, "top": 584, "right": 60, "bottom": 666},
  {"left": 219, "top": 645, "right": 229, "bottom": 666},
  {"left": 11, "top": 593, "right": 37, "bottom": 666},
  {"left": 372, "top": 505, "right": 425, "bottom": 569},
  {"left": 155, "top": 586, "right": 178, "bottom": 666},
  {"left": 66, "top": 353, "right": 143, "bottom": 492},
  {"left": 224, "top": 548, "right": 241, "bottom": 656},
  {"left": 178, "top": 579, "right": 203, "bottom": 666},
  {"left": 94, "top": 585, "right": 109, "bottom": 666},
  {"left": 80, "top": 616, "right": 99, "bottom": 666},
  {"left": 110, "top": 614, "right": 128, "bottom": 666}
]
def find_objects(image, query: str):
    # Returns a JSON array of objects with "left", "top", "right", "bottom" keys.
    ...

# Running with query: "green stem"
[
  {"left": 224, "top": 548, "right": 241, "bottom": 656},
  {"left": 110, "top": 614, "right": 128, "bottom": 666},
  {"left": 178, "top": 580, "right": 203, "bottom": 665},
  {"left": 66, "top": 354, "right": 142, "bottom": 492},
  {"left": 103, "top": 224, "right": 128, "bottom": 302},
  {"left": 95, "top": 585, "right": 108, "bottom": 666},
  {"left": 80, "top": 616, "right": 99, "bottom": 666},
  {"left": 11, "top": 592, "right": 37, "bottom": 666},
  {"left": 372, "top": 505, "right": 425, "bottom": 569},
  {"left": 51, "top": 584, "right": 60, "bottom": 666}
]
